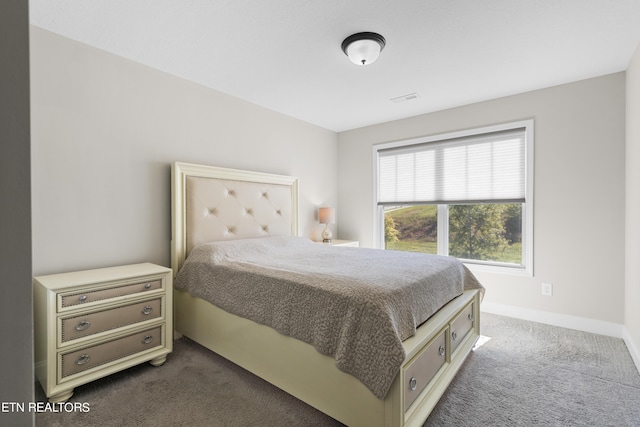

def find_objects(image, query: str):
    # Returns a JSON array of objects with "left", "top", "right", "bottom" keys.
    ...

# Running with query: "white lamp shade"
[
  {"left": 319, "top": 207, "right": 335, "bottom": 224},
  {"left": 345, "top": 39, "right": 382, "bottom": 65}
]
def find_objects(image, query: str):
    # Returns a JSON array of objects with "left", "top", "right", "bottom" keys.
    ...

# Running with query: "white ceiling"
[{"left": 29, "top": 0, "right": 640, "bottom": 132}]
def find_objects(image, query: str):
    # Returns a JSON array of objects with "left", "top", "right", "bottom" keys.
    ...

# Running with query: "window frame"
[{"left": 373, "top": 120, "right": 534, "bottom": 276}]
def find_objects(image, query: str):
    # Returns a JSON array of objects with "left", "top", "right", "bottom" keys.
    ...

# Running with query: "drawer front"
[
  {"left": 60, "top": 326, "right": 162, "bottom": 378},
  {"left": 60, "top": 279, "right": 162, "bottom": 309},
  {"left": 404, "top": 329, "right": 447, "bottom": 411},
  {"left": 61, "top": 298, "right": 162, "bottom": 343},
  {"left": 450, "top": 302, "right": 475, "bottom": 354}
]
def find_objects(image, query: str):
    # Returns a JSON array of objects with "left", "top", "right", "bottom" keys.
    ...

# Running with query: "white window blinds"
[{"left": 378, "top": 128, "right": 526, "bottom": 205}]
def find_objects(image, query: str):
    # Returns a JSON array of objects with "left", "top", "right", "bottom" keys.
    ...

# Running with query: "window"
[{"left": 374, "top": 121, "right": 533, "bottom": 274}]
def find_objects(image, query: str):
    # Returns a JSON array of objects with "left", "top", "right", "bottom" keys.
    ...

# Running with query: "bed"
[{"left": 170, "top": 161, "right": 483, "bottom": 427}]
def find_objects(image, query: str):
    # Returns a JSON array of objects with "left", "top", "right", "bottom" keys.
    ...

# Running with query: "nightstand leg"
[
  {"left": 149, "top": 355, "right": 167, "bottom": 367},
  {"left": 48, "top": 389, "right": 73, "bottom": 403}
]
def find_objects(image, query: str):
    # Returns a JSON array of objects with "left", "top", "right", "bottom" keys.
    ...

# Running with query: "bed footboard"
[{"left": 174, "top": 288, "right": 480, "bottom": 427}]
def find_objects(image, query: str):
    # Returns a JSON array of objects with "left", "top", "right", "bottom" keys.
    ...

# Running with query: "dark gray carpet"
[
  {"left": 425, "top": 314, "right": 640, "bottom": 427},
  {"left": 35, "top": 313, "right": 640, "bottom": 426}
]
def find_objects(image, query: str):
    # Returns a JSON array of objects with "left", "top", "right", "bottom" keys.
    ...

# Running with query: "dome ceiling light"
[{"left": 341, "top": 32, "right": 386, "bottom": 66}]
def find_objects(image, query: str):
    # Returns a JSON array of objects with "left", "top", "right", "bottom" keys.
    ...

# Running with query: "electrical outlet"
[{"left": 541, "top": 282, "right": 553, "bottom": 296}]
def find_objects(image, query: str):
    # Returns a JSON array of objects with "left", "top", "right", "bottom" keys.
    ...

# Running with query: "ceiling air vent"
[{"left": 390, "top": 93, "right": 419, "bottom": 103}]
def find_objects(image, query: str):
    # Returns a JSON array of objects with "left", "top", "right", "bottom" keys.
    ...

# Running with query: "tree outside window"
[{"left": 385, "top": 203, "right": 523, "bottom": 265}]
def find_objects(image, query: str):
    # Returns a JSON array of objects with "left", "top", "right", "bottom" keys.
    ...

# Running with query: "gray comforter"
[{"left": 174, "top": 236, "right": 484, "bottom": 399}]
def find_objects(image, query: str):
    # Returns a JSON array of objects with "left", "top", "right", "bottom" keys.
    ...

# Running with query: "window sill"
[{"left": 464, "top": 261, "right": 532, "bottom": 277}]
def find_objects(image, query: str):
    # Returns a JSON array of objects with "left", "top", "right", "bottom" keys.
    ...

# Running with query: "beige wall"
[
  {"left": 338, "top": 73, "right": 626, "bottom": 328},
  {"left": 30, "top": 27, "right": 338, "bottom": 276},
  {"left": 626, "top": 42, "right": 640, "bottom": 369}
]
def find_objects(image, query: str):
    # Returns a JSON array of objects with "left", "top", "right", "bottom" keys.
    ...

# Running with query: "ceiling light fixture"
[{"left": 341, "top": 32, "right": 386, "bottom": 66}]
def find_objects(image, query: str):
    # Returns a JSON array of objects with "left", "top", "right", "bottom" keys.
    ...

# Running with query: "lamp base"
[{"left": 322, "top": 224, "right": 333, "bottom": 243}]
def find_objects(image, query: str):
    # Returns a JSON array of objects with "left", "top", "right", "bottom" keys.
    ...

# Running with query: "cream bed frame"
[{"left": 171, "top": 162, "right": 480, "bottom": 427}]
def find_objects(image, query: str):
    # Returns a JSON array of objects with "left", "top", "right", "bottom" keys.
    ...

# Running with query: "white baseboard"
[
  {"left": 480, "top": 302, "right": 624, "bottom": 338},
  {"left": 622, "top": 327, "right": 640, "bottom": 374}
]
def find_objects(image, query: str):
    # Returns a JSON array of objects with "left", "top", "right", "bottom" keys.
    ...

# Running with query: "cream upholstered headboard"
[{"left": 171, "top": 162, "right": 299, "bottom": 276}]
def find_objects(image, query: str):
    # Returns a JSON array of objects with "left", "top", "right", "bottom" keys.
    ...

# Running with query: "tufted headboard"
[{"left": 171, "top": 162, "right": 299, "bottom": 276}]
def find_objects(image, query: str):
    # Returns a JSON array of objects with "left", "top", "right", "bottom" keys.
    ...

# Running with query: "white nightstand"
[
  {"left": 319, "top": 239, "right": 360, "bottom": 247},
  {"left": 33, "top": 263, "right": 173, "bottom": 403}
]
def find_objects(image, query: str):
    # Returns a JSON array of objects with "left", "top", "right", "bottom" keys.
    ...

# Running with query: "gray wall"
[
  {"left": 0, "top": 1, "right": 33, "bottom": 426},
  {"left": 626, "top": 42, "right": 640, "bottom": 369},
  {"left": 337, "top": 74, "right": 626, "bottom": 329},
  {"left": 30, "top": 27, "right": 338, "bottom": 276}
]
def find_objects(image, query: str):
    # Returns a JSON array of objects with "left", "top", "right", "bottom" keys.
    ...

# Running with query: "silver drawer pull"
[
  {"left": 75, "top": 320, "right": 91, "bottom": 331},
  {"left": 78, "top": 295, "right": 88, "bottom": 303},
  {"left": 142, "top": 306, "right": 153, "bottom": 315},
  {"left": 76, "top": 354, "right": 90, "bottom": 365},
  {"left": 142, "top": 335, "right": 153, "bottom": 344},
  {"left": 439, "top": 345, "right": 445, "bottom": 357},
  {"left": 144, "top": 283, "right": 152, "bottom": 289},
  {"left": 409, "top": 377, "right": 417, "bottom": 391},
  {"left": 452, "top": 331, "right": 458, "bottom": 341},
  {"left": 468, "top": 313, "right": 474, "bottom": 322}
]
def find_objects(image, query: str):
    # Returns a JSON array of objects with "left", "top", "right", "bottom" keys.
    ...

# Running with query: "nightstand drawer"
[
  {"left": 60, "top": 298, "right": 162, "bottom": 344},
  {"left": 60, "top": 326, "right": 163, "bottom": 379},
  {"left": 59, "top": 279, "right": 162, "bottom": 309}
]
